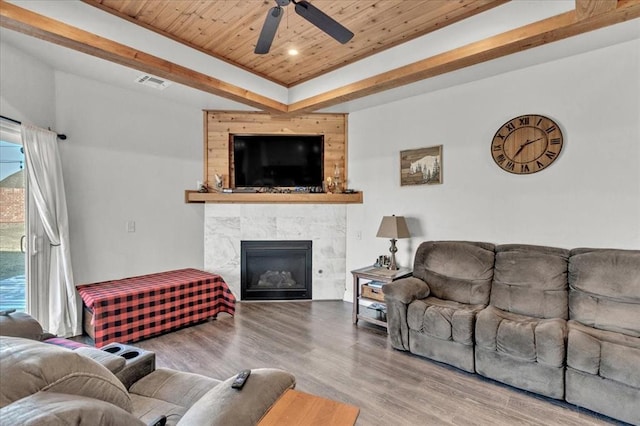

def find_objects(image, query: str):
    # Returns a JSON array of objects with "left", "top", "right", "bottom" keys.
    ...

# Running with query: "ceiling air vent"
[{"left": 135, "top": 74, "right": 172, "bottom": 90}]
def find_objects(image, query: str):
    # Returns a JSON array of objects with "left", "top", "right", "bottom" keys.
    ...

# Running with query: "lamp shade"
[{"left": 376, "top": 215, "right": 410, "bottom": 239}]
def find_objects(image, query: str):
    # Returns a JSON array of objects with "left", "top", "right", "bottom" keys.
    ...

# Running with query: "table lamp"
[{"left": 376, "top": 215, "right": 410, "bottom": 270}]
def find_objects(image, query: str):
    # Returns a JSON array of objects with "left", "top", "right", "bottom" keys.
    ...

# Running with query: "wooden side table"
[{"left": 351, "top": 266, "right": 411, "bottom": 328}]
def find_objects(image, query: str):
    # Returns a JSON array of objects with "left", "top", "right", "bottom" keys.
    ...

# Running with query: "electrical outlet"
[{"left": 126, "top": 220, "right": 136, "bottom": 233}]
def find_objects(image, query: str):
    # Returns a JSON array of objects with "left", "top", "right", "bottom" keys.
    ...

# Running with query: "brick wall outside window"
[{"left": 0, "top": 188, "right": 25, "bottom": 223}]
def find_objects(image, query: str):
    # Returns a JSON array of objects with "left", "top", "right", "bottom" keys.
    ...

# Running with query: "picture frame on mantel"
[{"left": 400, "top": 145, "right": 443, "bottom": 186}]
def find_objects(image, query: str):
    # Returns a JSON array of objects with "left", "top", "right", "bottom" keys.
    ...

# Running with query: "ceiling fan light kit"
[{"left": 255, "top": 0, "right": 354, "bottom": 54}]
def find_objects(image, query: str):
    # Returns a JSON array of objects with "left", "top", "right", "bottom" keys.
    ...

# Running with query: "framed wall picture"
[{"left": 400, "top": 145, "right": 443, "bottom": 186}]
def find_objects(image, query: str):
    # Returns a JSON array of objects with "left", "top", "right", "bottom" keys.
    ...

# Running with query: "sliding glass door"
[{"left": 0, "top": 121, "right": 26, "bottom": 312}]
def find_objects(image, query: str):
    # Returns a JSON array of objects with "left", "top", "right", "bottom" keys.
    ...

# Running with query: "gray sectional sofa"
[{"left": 384, "top": 241, "right": 639, "bottom": 425}]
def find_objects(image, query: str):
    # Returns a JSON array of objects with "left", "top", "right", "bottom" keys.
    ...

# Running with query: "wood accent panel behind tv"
[{"left": 204, "top": 111, "right": 348, "bottom": 190}]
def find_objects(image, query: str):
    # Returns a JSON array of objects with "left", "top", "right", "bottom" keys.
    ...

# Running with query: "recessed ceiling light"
[{"left": 288, "top": 49, "right": 299, "bottom": 56}]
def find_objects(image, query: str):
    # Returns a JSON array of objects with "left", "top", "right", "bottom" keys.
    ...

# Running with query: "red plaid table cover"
[{"left": 77, "top": 268, "right": 236, "bottom": 347}]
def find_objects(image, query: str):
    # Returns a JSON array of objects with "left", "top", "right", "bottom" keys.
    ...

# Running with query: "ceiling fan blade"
[
  {"left": 294, "top": 0, "right": 354, "bottom": 44},
  {"left": 255, "top": 6, "right": 284, "bottom": 54}
]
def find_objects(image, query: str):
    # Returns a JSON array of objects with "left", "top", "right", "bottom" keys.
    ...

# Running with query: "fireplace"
[{"left": 240, "top": 240, "right": 312, "bottom": 301}]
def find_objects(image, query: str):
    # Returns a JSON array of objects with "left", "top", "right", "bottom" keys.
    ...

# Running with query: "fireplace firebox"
[{"left": 240, "top": 240, "right": 312, "bottom": 301}]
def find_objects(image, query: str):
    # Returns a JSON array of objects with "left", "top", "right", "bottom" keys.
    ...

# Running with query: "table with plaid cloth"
[{"left": 77, "top": 268, "right": 236, "bottom": 347}]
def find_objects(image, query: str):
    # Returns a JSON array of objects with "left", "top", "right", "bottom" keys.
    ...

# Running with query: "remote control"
[{"left": 231, "top": 369, "right": 251, "bottom": 390}]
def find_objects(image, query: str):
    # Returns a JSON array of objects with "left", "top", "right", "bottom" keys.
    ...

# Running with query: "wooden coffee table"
[{"left": 258, "top": 389, "right": 359, "bottom": 426}]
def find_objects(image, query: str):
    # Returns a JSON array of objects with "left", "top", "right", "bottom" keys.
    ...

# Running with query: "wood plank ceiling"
[
  {"left": 83, "top": 0, "right": 508, "bottom": 87},
  {"left": 1, "top": 0, "right": 639, "bottom": 113}
]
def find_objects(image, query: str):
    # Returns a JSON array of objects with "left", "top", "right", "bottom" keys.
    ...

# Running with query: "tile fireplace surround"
[{"left": 204, "top": 204, "right": 347, "bottom": 300}]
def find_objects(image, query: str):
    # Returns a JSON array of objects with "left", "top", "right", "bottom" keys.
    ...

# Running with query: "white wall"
[
  {"left": 55, "top": 72, "right": 205, "bottom": 285},
  {"left": 5, "top": 36, "right": 639, "bottom": 304},
  {"left": 345, "top": 39, "right": 640, "bottom": 299},
  {"left": 0, "top": 41, "right": 55, "bottom": 127}
]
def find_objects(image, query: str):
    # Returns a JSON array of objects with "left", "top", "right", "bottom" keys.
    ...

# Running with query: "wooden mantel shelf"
[{"left": 184, "top": 190, "right": 363, "bottom": 204}]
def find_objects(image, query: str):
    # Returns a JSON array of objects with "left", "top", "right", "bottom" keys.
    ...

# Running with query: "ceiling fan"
[{"left": 255, "top": 0, "right": 354, "bottom": 54}]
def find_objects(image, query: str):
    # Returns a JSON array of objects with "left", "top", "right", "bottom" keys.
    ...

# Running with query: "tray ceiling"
[
  {"left": 84, "top": 0, "right": 507, "bottom": 87},
  {"left": 1, "top": 0, "right": 639, "bottom": 113}
]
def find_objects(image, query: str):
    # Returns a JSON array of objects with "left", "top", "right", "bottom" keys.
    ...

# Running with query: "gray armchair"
[
  {"left": 474, "top": 244, "right": 569, "bottom": 399},
  {"left": 384, "top": 241, "right": 495, "bottom": 372},
  {"left": 565, "top": 248, "right": 640, "bottom": 425}
]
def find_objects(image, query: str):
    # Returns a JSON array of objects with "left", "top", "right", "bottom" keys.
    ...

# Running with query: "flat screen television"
[{"left": 232, "top": 134, "right": 324, "bottom": 188}]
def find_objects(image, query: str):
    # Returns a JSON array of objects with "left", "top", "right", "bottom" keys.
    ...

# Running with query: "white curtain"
[{"left": 21, "top": 123, "right": 79, "bottom": 337}]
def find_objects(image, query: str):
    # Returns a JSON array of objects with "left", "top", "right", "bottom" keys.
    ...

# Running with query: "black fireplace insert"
[{"left": 240, "top": 240, "right": 312, "bottom": 300}]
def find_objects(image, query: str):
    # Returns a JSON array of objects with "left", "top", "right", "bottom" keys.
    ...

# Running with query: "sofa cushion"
[
  {"left": 497, "top": 318, "right": 536, "bottom": 361},
  {"left": 602, "top": 341, "right": 640, "bottom": 389},
  {"left": 569, "top": 248, "right": 640, "bottom": 337},
  {"left": 491, "top": 244, "right": 569, "bottom": 319},
  {"left": 0, "top": 392, "right": 145, "bottom": 426},
  {"left": 130, "top": 368, "right": 221, "bottom": 409},
  {"left": 0, "top": 337, "right": 131, "bottom": 412},
  {"left": 407, "top": 297, "right": 484, "bottom": 346},
  {"left": 476, "top": 306, "right": 566, "bottom": 367},
  {"left": 412, "top": 241, "right": 495, "bottom": 305},
  {"left": 567, "top": 320, "right": 640, "bottom": 389},
  {"left": 130, "top": 394, "right": 188, "bottom": 426}
]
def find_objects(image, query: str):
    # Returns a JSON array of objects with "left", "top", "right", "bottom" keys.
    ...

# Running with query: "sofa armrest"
[
  {"left": 75, "top": 347, "right": 127, "bottom": 375},
  {"left": 177, "top": 368, "right": 295, "bottom": 426},
  {"left": 383, "top": 277, "right": 430, "bottom": 304},
  {"left": 383, "top": 277, "right": 430, "bottom": 351},
  {"left": 0, "top": 312, "right": 51, "bottom": 341}
]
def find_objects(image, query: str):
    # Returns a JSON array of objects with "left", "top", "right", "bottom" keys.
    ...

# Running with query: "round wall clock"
[{"left": 491, "top": 114, "right": 563, "bottom": 174}]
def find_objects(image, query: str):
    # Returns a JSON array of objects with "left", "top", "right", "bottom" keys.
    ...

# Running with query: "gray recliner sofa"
[
  {"left": 475, "top": 244, "right": 570, "bottom": 399},
  {"left": 384, "top": 241, "right": 495, "bottom": 373},
  {"left": 0, "top": 312, "right": 296, "bottom": 425},
  {"left": 565, "top": 248, "right": 640, "bottom": 425},
  {"left": 384, "top": 241, "right": 640, "bottom": 424}
]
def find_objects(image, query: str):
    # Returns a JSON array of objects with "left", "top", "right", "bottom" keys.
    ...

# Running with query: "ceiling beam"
[
  {"left": 0, "top": 0, "right": 288, "bottom": 114},
  {"left": 288, "top": 0, "right": 640, "bottom": 113},
  {"left": 575, "top": 0, "right": 618, "bottom": 20}
]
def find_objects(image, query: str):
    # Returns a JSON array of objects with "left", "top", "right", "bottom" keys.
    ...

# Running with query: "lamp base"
[{"left": 388, "top": 239, "right": 399, "bottom": 270}]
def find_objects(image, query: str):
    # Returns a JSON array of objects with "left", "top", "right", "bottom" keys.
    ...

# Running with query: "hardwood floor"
[{"left": 133, "top": 301, "right": 620, "bottom": 426}]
